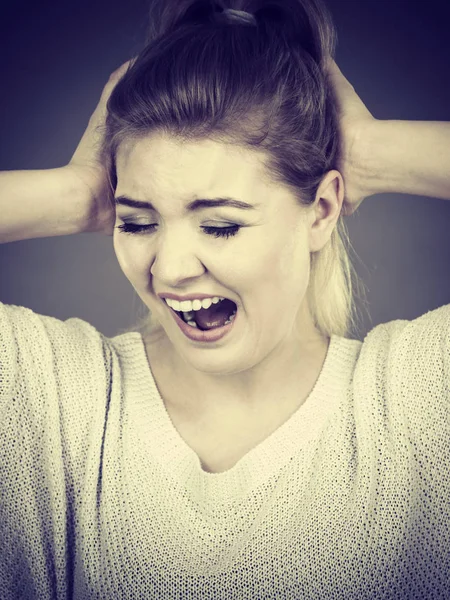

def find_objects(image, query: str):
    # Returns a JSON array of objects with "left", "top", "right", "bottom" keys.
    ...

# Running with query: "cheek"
[
  {"left": 280, "top": 243, "right": 310, "bottom": 283},
  {"left": 251, "top": 236, "right": 310, "bottom": 304},
  {"left": 248, "top": 233, "right": 308, "bottom": 281},
  {"left": 277, "top": 226, "right": 310, "bottom": 277},
  {"left": 113, "top": 236, "right": 149, "bottom": 283}
]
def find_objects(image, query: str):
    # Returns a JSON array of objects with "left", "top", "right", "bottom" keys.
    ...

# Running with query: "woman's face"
[{"left": 113, "top": 132, "right": 337, "bottom": 375}]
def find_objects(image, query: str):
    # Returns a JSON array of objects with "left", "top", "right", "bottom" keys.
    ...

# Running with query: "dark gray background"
[{"left": 1, "top": 0, "right": 449, "bottom": 340}]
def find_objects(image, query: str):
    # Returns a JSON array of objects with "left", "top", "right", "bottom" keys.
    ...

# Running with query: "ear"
[{"left": 307, "top": 170, "right": 344, "bottom": 253}]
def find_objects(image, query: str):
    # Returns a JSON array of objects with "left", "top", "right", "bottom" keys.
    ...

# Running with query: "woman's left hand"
[{"left": 327, "top": 59, "right": 377, "bottom": 216}]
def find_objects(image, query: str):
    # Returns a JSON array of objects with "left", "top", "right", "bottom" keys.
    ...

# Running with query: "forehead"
[{"left": 115, "top": 133, "right": 273, "bottom": 200}]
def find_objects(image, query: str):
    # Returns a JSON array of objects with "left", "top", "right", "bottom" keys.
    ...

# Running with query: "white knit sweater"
[{"left": 0, "top": 301, "right": 449, "bottom": 599}]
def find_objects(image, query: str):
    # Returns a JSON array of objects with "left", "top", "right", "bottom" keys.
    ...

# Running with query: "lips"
[{"left": 167, "top": 299, "right": 237, "bottom": 343}]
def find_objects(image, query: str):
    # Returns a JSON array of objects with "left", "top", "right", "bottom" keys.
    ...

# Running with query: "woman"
[{"left": 1, "top": 0, "right": 449, "bottom": 598}]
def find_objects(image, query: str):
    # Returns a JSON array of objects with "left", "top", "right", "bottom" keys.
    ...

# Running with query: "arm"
[
  {"left": 359, "top": 120, "right": 450, "bottom": 201},
  {"left": 0, "top": 60, "right": 130, "bottom": 245},
  {"left": 0, "top": 167, "right": 101, "bottom": 244},
  {"left": 327, "top": 60, "right": 450, "bottom": 214}
]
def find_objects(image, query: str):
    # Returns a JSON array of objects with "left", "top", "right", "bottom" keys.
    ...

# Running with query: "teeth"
[
  {"left": 171, "top": 299, "right": 181, "bottom": 311},
  {"left": 165, "top": 296, "right": 225, "bottom": 312},
  {"left": 201, "top": 298, "right": 212, "bottom": 310},
  {"left": 182, "top": 308, "right": 237, "bottom": 329},
  {"left": 224, "top": 310, "right": 237, "bottom": 326},
  {"left": 164, "top": 296, "right": 238, "bottom": 330},
  {"left": 186, "top": 311, "right": 236, "bottom": 329}
]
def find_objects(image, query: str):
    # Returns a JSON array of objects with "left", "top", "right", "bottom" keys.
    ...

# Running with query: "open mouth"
[{"left": 171, "top": 298, "right": 237, "bottom": 331}]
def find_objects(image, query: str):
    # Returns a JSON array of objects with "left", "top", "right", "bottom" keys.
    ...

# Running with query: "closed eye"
[
  {"left": 116, "top": 223, "right": 156, "bottom": 235},
  {"left": 116, "top": 223, "right": 241, "bottom": 238},
  {"left": 202, "top": 225, "right": 240, "bottom": 238}
]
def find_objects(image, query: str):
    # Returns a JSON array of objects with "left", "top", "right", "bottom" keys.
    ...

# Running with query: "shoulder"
[
  {"left": 354, "top": 303, "right": 450, "bottom": 442},
  {"left": 0, "top": 300, "right": 108, "bottom": 359},
  {"left": 359, "top": 303, "right": 450, "bottom": 378},
  {"left": 0, "top": 302, "right": 113, "bottom": 410}
]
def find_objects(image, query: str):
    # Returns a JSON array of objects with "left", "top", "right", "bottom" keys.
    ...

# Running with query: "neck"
[{"left": 145, "top": 319, "right": 329, "bottom": 418}]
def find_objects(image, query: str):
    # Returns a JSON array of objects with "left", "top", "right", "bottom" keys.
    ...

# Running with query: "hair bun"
[
  {"left": 256, "top": 0, "right": 333, "bottom": 66},
  {"left": 145, "top": 0, "right": 335, "bottom": 71}
]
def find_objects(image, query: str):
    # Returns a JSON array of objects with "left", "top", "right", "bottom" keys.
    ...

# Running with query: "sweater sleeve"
[
  {"left": 364, "top": 303, "right": 450, "bottom": 450},
  {"left": 0, "top": 302, "right": 113, "bottom": 599},
  {"left": 0, "top": 301, "right": 111, "bottom": 430},
  {"left": 386, "top": 303, "right": 450, "bottom": 432},
  {"left": 377, "top": 303, "right": 450, "bottom": 521}
]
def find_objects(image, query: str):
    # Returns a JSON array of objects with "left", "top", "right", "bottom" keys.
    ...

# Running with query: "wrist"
[
  {"left": 63, "top": 164, "right": 115, "bottom": 234},
  {"left": 56, "top": 165, "right": 95, "bottom": 234},
  {"left": 351, "top": 118, "right": 391, "bottom": 198},
  {"left": 357, "top": 119, "right": 450, "bottom": 200},
  {"left": 0, "top": 167, "right": 97, "bottom": 244}
]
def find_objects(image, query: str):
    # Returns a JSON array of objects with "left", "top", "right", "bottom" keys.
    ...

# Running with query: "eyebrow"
[{"left": 114, "top": 196, "right": 258, "bottom": 212}]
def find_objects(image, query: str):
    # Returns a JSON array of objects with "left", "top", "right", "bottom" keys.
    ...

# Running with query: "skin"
[
  {"left": 113, "top": 132, "right": 344, "bottom": 418},
  {"left": 66, "top": 59, "right": 450, "bottom": 443},
  {"left": 66, "top": 58, "right": 374, "bottom": 237}
]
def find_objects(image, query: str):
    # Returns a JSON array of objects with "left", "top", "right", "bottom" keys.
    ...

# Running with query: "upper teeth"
[{"left": 165, "top": 296, "right": 225, "bottom": 312}]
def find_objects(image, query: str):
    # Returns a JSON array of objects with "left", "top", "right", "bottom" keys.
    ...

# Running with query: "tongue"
[{"left": 194, "top": 299, "right": 235, "bottom": 331}]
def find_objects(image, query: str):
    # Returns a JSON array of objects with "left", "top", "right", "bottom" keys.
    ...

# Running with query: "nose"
[{"left": 150, "top": 229, "right": 205, "bottom": 286}]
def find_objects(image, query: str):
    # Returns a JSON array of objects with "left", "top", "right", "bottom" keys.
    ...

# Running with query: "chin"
[{"left": 181, "top": 352, "right": 250, "bottom": 376}]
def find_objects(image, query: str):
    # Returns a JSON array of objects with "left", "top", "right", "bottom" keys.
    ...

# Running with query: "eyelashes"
[{"left": 116, "top": 223, "right": 241, "bottom": 239}]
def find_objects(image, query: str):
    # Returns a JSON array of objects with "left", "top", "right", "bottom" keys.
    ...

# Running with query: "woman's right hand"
[{"left": 66, "top": 60, "right": 131, "bottom": 235}]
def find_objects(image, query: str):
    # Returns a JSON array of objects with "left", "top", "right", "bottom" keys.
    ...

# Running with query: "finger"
[
  {"left": 327, "top": 60, "right": 356, "bottom": 98},
  {"left": 108, "top": 58, "right": 134, "bottom": 82},
  {"left": 99, "top": 60, "right": 133, "bottom": 107}
]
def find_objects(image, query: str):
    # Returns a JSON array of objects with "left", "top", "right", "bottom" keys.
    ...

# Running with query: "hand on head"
[
  {"left": 326, "top": 58, "right": 377, "bottom": 216},
  {"left": 67, "top": 59, "right": 134, "bottom": 235}
]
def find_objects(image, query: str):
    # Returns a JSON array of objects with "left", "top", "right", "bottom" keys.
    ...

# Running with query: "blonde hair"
[
  {"left": 307, "top": 218, "right": 368, "bottom": 339},
  {"left": 105, "top": 0, "right": 369, "bottom": 341}
]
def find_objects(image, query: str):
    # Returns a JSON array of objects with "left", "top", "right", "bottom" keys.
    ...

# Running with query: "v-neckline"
[{"left": 131, "top": 333, "right": 344, "bottom": 489}]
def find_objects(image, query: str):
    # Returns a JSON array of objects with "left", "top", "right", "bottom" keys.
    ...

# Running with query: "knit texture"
[{"left": 0, "top": 301, "right": 449, "bottom": 599}]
